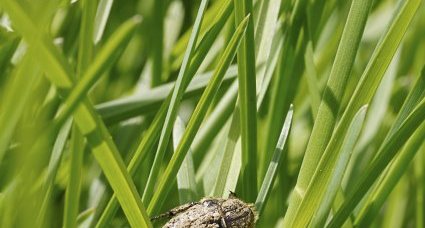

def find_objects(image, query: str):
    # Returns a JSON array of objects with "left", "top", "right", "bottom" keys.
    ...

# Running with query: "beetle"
[{"left": 152, "top": 192, "right": 257, "bottom": 228}]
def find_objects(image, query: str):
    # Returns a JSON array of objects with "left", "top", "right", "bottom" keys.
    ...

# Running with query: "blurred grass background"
[{"left": 0, "top": 0, "right": 424, "bottom": 227}]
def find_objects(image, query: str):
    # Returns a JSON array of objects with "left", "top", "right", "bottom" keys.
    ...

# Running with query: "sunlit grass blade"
[
  {"left": 141, "top": 0, "right": 209, "bottom": 205},
  {"left": 173, "top": 117, "right": 198, "bottom": 204},
  {"left": 255, "top": 105, "right": 293, "bottom": 215},
  {"left": 147, "top": 16, "right": 249, "bottom": 215},
  {"left": 283, "top": 0, "right": 374, "bottom": 224}
]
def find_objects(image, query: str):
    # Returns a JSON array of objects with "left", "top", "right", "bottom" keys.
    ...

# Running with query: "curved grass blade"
[
  {"left": 255, "top": 105, "right": 293, "bottom": 215},
  {"left": 141, "top": 0, "right": 210, "bottom": 205},
  {"left": 147, "top": 16, "right": 249, "bottom": 215}
]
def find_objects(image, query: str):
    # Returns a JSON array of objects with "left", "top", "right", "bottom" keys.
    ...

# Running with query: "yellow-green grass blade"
[
  {"left": 147, "top": 16, "right": 249, "bottom": 215},
  {"left": 255, "top": 105, "right": 293, "bottom": 215},
  {"left": 283, "top": 0, "right": 374, "bottom": 224},
  {"left": 1, "top": 1, "right": 152, "bottom": 227},
  {"left": 141, "top": 0, "right": 209, "bottom": 205}
]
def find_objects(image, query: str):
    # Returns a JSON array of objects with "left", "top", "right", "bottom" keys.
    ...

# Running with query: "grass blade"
[
  {"left": 2, "top": 1, "right": 152, "bottom": 226},
  {"left": 255, "top": 105, "right": 293, "bottom": 215},
  {"left": 286, "top": 0, "right": 421, "bottom": 226},
  {"left": 283, "top": 0, "right": 373, "bottom": 224},
  {"left": 173, "top": 117, "right": 198, "bottom": 204},
  {"left": 147, "top": 16, "right": 249, "bottom": 215},
  {"left": 233, "top": 0, "right": 258, "bottom": 202},
  {"left": 310, "top": 106, "right": 368, "bottom": 227},
  {"left": 141, "top": 0, "right": 210, "bottom": 205}
]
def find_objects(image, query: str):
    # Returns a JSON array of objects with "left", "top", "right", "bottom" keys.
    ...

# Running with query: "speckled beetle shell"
[{"left": 154, "top": 195, "right": 257, "bottom": 228}]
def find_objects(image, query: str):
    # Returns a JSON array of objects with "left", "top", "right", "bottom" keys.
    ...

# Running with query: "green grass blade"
[
  {"left": 37, "top": 119, "right": 73, "bottom": 227},
  {"left": 54, "top": 16, "right": 141, "bottom": 128},
  {"left": 173, "top": 117, "right": 198, "bottom": 204},
  {"left": 147, "top": 16, "right": 249, "bottom": 215},
  {"left": 255, "top": 105, "right": 293, "bottom": 215},
  {"left": 64, "top": 1, "right": 96, "bottom": 226},
  {"left": 309, "top": 106, "right": 368, "bottom": 227},
  {"left": 354, "top": 122, "right": 425, "bottom": 227},
  {"left": 304, "top": 42, "right": 321, "bottom": 119},
  {"left": 93, "top": 0, "right": 113, "bottom": 44},
  {"left": 328, "top": 97, "right": 425, "bottom": 227},
  {"left": 286, "top": 0, "right": 421, "bottom": 226},
  {"left": 2, "top": 1, "right": 152, "bottom": 226},
  {"left": 0, "top": 54, "right": 39, "bottom": 163},
  {"left": 283, "top": 0, "right": 373, "bottom": 224},
  {"left": 94, "top": 3, "right": 236, "bottom": 225},
  {"left": 141, "top": 0, "right": 209, "bottom": 205},
  {"left": 234, "top": 0, "right": 258, "bottom": 202},
  {"left": 349, "top": 68, "right": 425, "bottom": 226},
  {"left": 96, "top": 66, "right": 237, "bottom": 124}
]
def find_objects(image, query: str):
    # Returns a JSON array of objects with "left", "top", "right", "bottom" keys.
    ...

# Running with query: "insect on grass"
[{"left": 152, "top": 192, "right": 258, "bottom": 228}]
